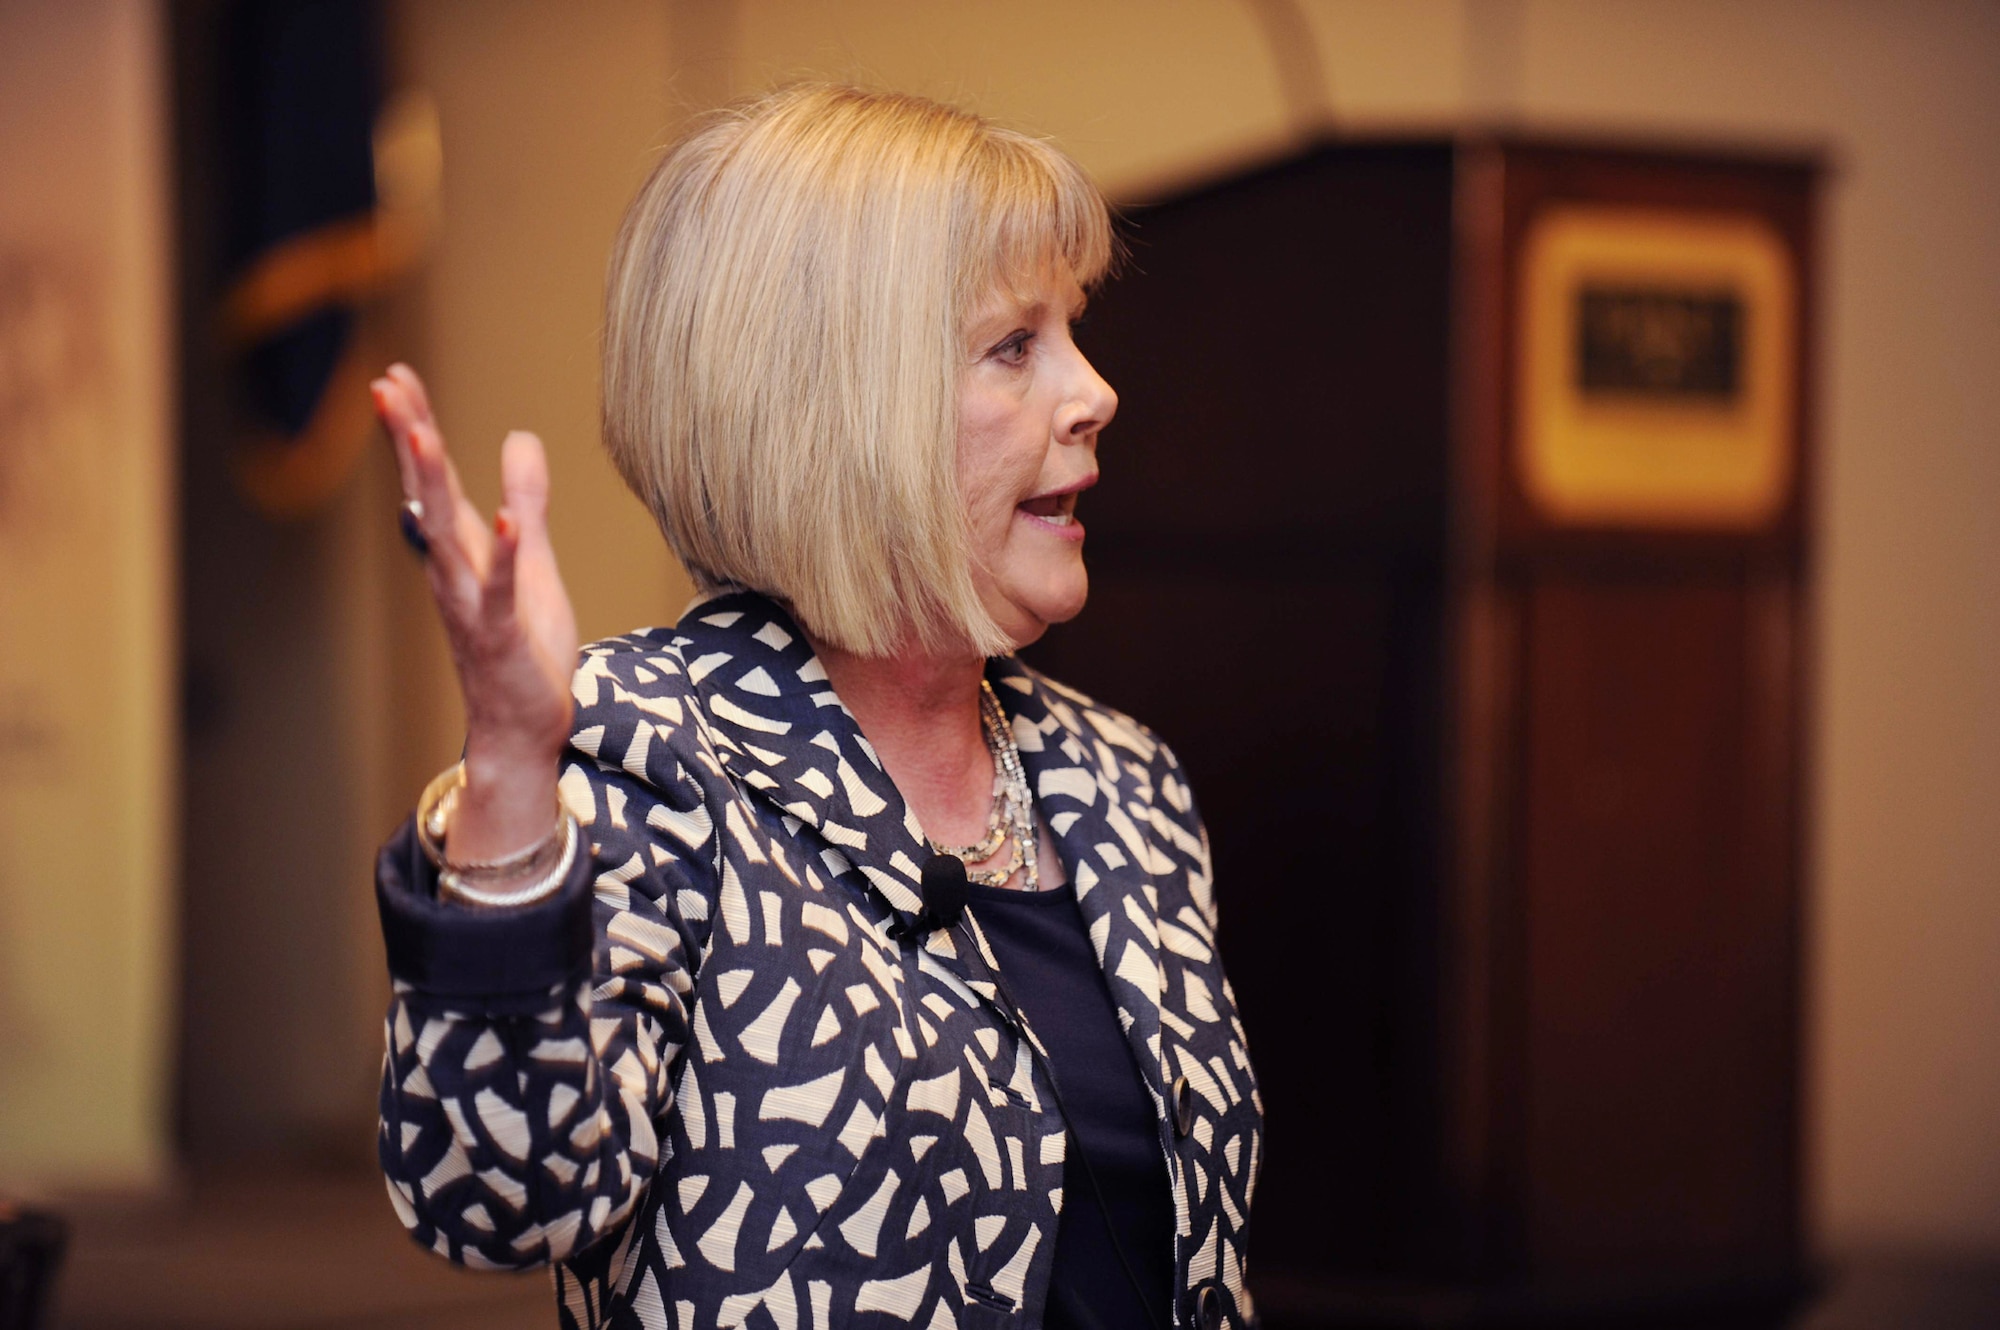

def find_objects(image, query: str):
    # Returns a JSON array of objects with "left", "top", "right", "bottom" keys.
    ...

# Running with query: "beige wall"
[
  {"left": 174, "top": 0, "right": 721, "bottom": 1164},
  {"left": 398, "top": 0, "right": 697, "bottom": 738},
  {"left": 382, "top": 0, "right": 2000, "bottom": 1258},
  {"left": 0, "top": 0, "right": 176, "bottom": 1189}
]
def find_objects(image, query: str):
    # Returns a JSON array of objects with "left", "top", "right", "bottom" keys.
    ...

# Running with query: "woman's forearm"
[
  {"left": 376, "top": 721, "right": 717, "bottom": 1273},
  {"left": 380, "top": 973, "right": 674, "bottom": 1269}
]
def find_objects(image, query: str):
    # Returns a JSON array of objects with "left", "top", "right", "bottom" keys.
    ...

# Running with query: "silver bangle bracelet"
[
  {"left": 415, "top": 761, "right": 579, "bottom": 909},
  {"left": 437, "top": 810, "right": 579, "bottom": 909}
]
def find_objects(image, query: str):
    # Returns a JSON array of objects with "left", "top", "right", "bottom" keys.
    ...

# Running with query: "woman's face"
[{"left": 958, "top": 267, "right": 1118, "bottom": 650}]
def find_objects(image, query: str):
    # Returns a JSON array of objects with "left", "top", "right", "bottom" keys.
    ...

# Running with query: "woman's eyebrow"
[
  {"left": 968, "top": 286, "right": 1080, "bottom": 340},
  {"left": 973, "top": 299, "right": 1046, "bottom": 334}
]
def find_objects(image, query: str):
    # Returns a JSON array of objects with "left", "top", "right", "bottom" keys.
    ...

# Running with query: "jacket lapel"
[
  {"left": 987, "top": 657, "right": 1173, "bottom": 1102},
  {"left": 668, "top": 593, "right": 927, "bottom": 920}
]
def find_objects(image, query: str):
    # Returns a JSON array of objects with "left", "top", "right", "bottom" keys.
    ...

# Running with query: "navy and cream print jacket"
[{"left": 375, "top": 591, "right": 1262, "bottom": 1330}]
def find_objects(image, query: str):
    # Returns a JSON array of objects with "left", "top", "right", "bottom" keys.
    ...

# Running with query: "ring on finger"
[{"left": 398, "top": 498, "right": 429, "bottom": 556}]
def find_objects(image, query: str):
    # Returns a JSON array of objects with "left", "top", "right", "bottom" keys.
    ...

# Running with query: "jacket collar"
[
  {"left": 668, "top": 592, "right": 929, "bottom": 919},
  {"left": 674, "top": 591, "right": 1169, "bottom": 1095},
  {"left": 986, "top": 654, "right": 1171, "bottom": 1098}
]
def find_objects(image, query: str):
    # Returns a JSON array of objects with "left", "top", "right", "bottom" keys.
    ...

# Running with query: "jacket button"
[
  {"left": 1196, "top": 1285, "right": 1224, "bottom": 1330},
  {"left": 1172, "top": 1074, "right": 1195, "bottom": 1137}
]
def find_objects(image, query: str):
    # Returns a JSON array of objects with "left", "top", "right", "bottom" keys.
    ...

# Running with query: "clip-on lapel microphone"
[{"left": 891, "top": 852, "right": 969, "bottom": 945}]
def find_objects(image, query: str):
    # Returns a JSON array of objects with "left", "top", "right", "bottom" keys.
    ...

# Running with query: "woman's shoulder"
[
  {"left": 1005, "top": 662, "right": 1181, "bottom": 767},
  {"left": 561, "top": 598, "right": 816, "bottom": 807},
  {"left": 567, "top": 597, "right": 817, "bottom": 747},
  {"left": 561, "top": 626, "right": 728, "bottom": 811},
  {"left": 569, "top": 627, "right": 704, "bottom": 733},
  {"left": 1007, "top": 661, "right": 1217, "bottom": 919},
  {"left": 1002, "top": 660, "right": 1202, "bottom": 819}
]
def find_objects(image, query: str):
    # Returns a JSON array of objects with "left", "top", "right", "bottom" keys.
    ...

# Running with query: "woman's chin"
[{"left": 994, "top": 578, "right": 1088, "bottom": 650}]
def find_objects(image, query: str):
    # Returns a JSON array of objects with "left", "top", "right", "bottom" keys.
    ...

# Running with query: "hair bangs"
[{"left": 955, "top": 132, "right": 1118, "bottom": 316}]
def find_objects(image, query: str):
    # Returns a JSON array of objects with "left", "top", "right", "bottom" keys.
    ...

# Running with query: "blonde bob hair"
[{"left": 602, "top": 85, "right": 1116, "bottom": 658}]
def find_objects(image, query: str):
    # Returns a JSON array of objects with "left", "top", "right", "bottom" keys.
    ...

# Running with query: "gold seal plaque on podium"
[{"left": 1518, "top": 205, "right": 1797, "bottom": 529}]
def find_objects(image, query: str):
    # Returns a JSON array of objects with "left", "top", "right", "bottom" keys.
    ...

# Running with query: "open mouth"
[
  {"left": 1016, "top": 473, "right": 1095, "bottom": 540},
  {"left": 1017, "top": 490, "right": 1080, "bottom": 526}
]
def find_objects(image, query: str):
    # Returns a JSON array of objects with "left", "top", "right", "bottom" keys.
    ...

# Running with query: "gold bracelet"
[
  {"left": 438, "top": 810, "right": 578, "bottom": 909},
  {"left": 415, "top": 762, "right": 578, "bottom": 908}
]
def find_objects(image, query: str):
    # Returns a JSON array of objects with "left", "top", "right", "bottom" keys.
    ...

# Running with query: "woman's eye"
[{"left": 992, "top": 331, "right": 1033, "bottom": 364}]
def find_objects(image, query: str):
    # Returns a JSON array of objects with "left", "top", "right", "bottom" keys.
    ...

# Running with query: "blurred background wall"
[
  {"left": 0, "top": 0, "right": 176, "bottom": 1189},
  {"left": 0, "top": 0, "right": 1995, "bottom": 1281}
]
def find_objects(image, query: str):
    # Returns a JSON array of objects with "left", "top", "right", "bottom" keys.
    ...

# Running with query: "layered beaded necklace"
[{"left": 926, "top": 679, "right": 1038, "bottom": 891}]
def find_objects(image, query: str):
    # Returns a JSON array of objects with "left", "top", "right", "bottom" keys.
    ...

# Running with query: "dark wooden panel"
[
  {"left": 1081, "top": 144, "right": 1457, "bottom": 558},
  {"left": 1516, "top": 574, "right": 1798, "bottom": 1281},
  {"left": 1487, "top": 141, "right": 1820, "bottom": 566},
  {"left": 1031, "top": 563, "right": 1448, "bottom": 1276},
  {"left": 1032, "top": 142, "right": 1463, "bottom": 1283}
]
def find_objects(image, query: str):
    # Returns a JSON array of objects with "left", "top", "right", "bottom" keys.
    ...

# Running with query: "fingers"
[
  {"left": 386, "top": 365, "right": 473, "bottom": 520},
  {"left": 386, "top": 362, "right": 436, "bottom": 426},
  {"left": 406, "top": 406, "right": 478, "bottom": 579},
  {"left": 480, "top": 507, "right": 521, "bottom": 632},
  {"left": 371, "top": 368, "right": 491, "bottom": 580},
  {"left": 372, "top": 373, "right": 453, "bottom": 524},
  {"left": 371, "top": 367, "right": 569, "bottom": 768},
  {"left": 373, "top": 364, "right": 480, "bottom": 537},
  {"left": 500, "top": 430, "right": 554, "bottom": 551},
  {"left": 371, "top": 375, "right": 422, "bottom": 499},
  {"left": 499, "top": 430, "right": 550, "bottom": 513}
]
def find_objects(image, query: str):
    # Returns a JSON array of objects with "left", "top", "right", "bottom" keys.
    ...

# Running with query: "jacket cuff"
[{"left": 375, "top": 815, "right": 595, "bottom": 1013}]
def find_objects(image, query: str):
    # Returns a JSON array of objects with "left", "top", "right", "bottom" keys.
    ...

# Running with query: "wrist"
[
  {"left": 415, "top": 761, "right": 577, "bottom": 910},
  {"left": 431, "top": 729, "right": 561, "bottom": 861},
  {"left": 442, "top": 810, "right": 577, "bottom": 910},
  {"left": 461, "top": 725, "right": 564, "bottom": 787},
  {"left": 448, "top": 772, "right": 561, "bottom": 864}
]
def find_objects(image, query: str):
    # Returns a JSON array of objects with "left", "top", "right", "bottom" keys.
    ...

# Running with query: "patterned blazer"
[{"left": 375, "top": 591, "right": 1262, "bottom": 1330}]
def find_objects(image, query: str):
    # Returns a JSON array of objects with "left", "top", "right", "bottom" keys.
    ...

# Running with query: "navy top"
[{"left": 965, "top": 880, "right": 1174, "bottom": 1330}]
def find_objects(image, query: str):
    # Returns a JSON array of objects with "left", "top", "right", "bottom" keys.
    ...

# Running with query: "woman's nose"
[{"left": 1058, "top": 352, "right": 1118, "bottom": 443}]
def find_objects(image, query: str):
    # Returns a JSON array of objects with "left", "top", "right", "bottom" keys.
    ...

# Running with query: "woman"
[{"left": 371, "top": 86, "right": 1260, "bottom": 1330}]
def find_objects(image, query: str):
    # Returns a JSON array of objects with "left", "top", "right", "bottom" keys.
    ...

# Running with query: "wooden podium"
[{"left": 1027, "top": 138, "right": 1818, "bottom": 1325}]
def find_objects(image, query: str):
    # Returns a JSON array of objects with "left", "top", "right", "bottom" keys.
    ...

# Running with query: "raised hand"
[{"left": 372, "top": 363, "right": 579, "bottom": 865}]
